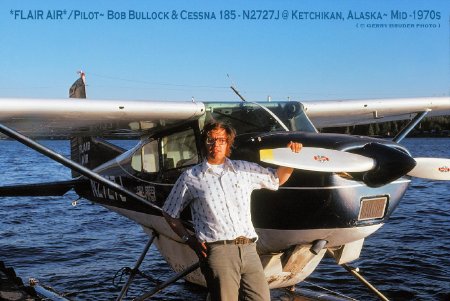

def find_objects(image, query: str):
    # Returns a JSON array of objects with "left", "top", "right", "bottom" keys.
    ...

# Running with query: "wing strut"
[
  {"left": 0, "top": 122, "right": 162, "bottom": 213},
  {"left": 393, "top": 110, "right": 430, "bottom": 143}
]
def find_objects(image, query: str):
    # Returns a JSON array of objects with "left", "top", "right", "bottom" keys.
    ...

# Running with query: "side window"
[
  {"left": 131, "top": 149, "right": 142, "bottom": 171},
  {"left": 131, "top": 140, "right": 160, "bottom": 173},
  {"left": 161, "top": 129, "right": 198, "bottom": 170},
  {"left": 143, "top": 140, "right": 159, "bottom": 172}
]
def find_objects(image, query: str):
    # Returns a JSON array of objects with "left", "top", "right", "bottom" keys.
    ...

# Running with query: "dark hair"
[{"left": 201, "top": 121, "right": 236, "bottom": 157}]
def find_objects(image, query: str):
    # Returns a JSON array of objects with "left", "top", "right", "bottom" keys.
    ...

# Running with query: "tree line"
[{"left": 321, "top": 116, "right": 450, "bottom": 137}]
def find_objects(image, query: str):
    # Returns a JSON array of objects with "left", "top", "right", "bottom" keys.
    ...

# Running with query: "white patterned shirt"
[{"left": 163, "top": 158, "right": 279, "bottom": 242}]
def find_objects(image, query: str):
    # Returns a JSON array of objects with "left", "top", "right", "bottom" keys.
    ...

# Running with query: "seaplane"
[{"left": 0, "top": 73, "right": 449, "bottom": 300}]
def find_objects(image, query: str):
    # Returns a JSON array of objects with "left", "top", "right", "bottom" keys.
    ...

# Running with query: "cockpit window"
[
  {"left": 131, "top": 139, "right": 160, "bottom": 173},
  {"left": 161, "top": 129, "right": 198, "bottom": 170},
  {"left": 204, "top": 101, "right": 317, "bottom": 134}
]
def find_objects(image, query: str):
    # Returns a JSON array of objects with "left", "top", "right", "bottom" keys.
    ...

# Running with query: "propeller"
[
  {"left": 259, "top": 147, "right": 450, "bottom": 181},
  {"left": 407, "top": 158, "right": 450, "bottom": 180},
  {"left": 259, "top": 147, "right": 375, "bottom": 173}
]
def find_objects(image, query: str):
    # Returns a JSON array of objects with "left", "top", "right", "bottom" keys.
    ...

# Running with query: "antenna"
[
  {"left": 227, "top": 74, "right": 246, "bottom": 102},
  {"left": 230, "top": 86, "right": 246, "bottom": 102},
  {"left": 226, "top": 74, "right": 289, "bottom": 131}
]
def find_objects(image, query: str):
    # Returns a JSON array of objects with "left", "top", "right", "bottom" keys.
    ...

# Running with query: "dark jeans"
[{"left": 200, "top": 243, "right": 270, "bottom": 301}]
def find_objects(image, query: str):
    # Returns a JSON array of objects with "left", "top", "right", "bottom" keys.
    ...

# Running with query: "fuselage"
[
  {"left": 69, "top": 101, "right": 414, "bottom": 287},
  {"left": 74, "top": 129, "right": 410, "bottom": 250}
]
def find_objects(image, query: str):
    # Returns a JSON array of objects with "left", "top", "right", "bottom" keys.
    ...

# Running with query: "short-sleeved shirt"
[{"left": 162, "top": 158, "right": 279, "bottom": 242}]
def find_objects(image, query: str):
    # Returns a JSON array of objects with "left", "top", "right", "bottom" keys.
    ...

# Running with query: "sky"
[{"left": 0, "top": 0, "right": 448, "bottom": 102}]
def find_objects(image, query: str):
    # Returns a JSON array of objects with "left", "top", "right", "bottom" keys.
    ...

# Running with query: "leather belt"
[{"left": 207, "top": 236, "right": 256, "bottom": 245}]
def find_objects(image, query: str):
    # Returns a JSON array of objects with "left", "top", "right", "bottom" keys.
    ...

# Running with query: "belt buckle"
[{"left": 235, "top": 236, "right": 248, "bottom": 244}]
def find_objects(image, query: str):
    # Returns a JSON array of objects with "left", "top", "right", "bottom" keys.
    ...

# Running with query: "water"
[{"left": 0, "top": 138, "right": 449, "bottom": 301}]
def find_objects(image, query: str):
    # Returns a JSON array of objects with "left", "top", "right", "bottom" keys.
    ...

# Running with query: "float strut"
[
  {"left": 116, "top": 234, "right": 156, "bottom": 301},
  {"left": 133, "top": 261, "right": 200, "bottom": 301},
  {"left": 340, "top": 263, "right": 389, "bottom": 301},
  {"left": 327, "top": 250, "right": 389, "bottom": 301},
  {"left": 327, "top": 251, "right": 389, "bottom": 301}
]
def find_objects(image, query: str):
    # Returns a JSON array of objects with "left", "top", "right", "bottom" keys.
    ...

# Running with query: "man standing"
[{"left": 163, "top": 121, "right": 301, "bottom": 301}]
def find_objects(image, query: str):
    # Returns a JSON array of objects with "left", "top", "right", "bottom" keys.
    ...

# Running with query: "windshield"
[{"left": 204, "top": 101, "right": 317, "bottom": 134}]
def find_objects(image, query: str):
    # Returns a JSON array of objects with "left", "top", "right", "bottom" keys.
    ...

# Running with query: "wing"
[
  {"left": 302, "top": 97, "right": 450, "bottom": 128},
  {"left": 0, "top": 96, "right": 448, "bottom": 138},
  {"left": 0, "top": 98, "right": 206, "bottom": 138}
]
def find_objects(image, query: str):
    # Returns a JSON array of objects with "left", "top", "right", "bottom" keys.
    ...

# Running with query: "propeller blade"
[
  {"left": 259, "top": 147, "right": 375, "bottom": 172},
  {"left": 407, "top": 158, "right": 450, "bottom": 180}
]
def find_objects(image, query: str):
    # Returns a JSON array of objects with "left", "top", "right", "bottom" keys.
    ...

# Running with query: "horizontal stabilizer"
[
  {"left": 0, "top": 179, "right": 81, "bottom": 197},
  {"left": 259, "top": 147, "right": 375, "bottom": 172},
  {"left": 407, "top": 158, "right": 450, "bottom": 180}
]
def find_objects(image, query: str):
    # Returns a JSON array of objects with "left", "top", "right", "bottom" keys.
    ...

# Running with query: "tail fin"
[
  {"left": 69, "top": 71, "right": 87, "bottom": 98},
  {"left": 68, "top": 71, "right": 125, "bottom": 177},
  {"left": 70, "top": 137, "right": 125, "bottom": 178}
]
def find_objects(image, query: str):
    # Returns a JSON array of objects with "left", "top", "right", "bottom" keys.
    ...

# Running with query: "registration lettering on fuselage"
[
  {"left": 90, "top": 176, "right": 127, "bottom": 202},
  {"left": 136, "top": 185, "right": 156, "bottom": 202}
]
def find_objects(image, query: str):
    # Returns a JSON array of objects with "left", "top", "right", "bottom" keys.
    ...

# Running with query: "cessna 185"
[{"left": 0, "top": 74, "right": 449, "bottom": 299}]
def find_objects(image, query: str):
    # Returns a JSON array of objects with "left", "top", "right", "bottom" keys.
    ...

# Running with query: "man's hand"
[
  {"left": 162, "top": 212, "right": 207, "bottom": 258},
  {"left": 187, "top": 236, "right": 208, "bottom": 259},
  {"left": 288, "top": 141, "right": 302, "bottom": 153}
]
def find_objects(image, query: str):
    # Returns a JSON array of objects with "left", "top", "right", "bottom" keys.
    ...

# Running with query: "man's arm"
[
  {"left": 277, "top": 166, "right": 294, "bottom": 186},
  {"left": 277, "top": 141, "right": 302, "bottom": 186},
  {"left": 162, "top": 211, "right": 191, "bottom": 239},
  {"left": 162, "top": 212, "right": 207, "bottom": 258}
]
